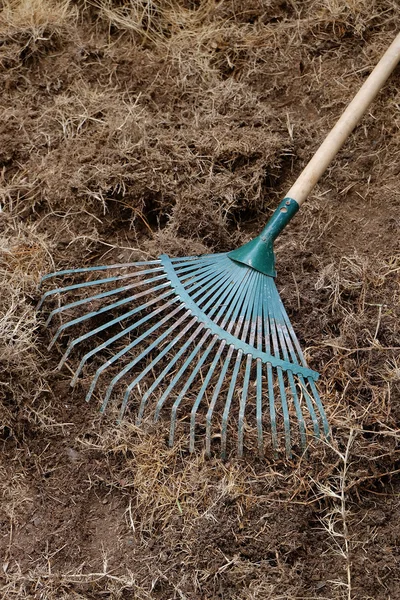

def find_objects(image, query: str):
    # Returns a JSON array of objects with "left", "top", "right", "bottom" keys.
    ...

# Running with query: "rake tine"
[
  {"left": 308, "top": 379, "right": 330, "bottom": 438},
  {"left": 50, "top": 261, "right": 225, "bottom": 350},
  {"left": 270, "top": 286, "right": 307, "bottom": 451},
  {"left": 152, "top": 265, "right": 247, "bottom": 417},
  {"left": 221, "top": 272, "right": 260, "bottom": 458},
  {"left": 205, "top": 269, "right": 259, "bottom": 454},
  {"left": 298, "top": 375, "right": 320, "bottom": 438},
  {"left": 189, "top": 266, "right": 255, "bottom": 451},
  {"left": 168, "top": 332, "right": 218, "bottom": 446},
  {"left": 37, "top": 268, "right": 166, "bottom": 310},
  {"left": 279, "top": 317, "right": 321, "bottom": 439},
  {"left": 205, "top": 346, "right": 234, "bottom": 455},
  {"left": 118, "top": 320, "right": 203, "bottom": 420},
  {"left": 255, "top": 360, "right": 263, "bottom": 456},
  {"left": 135, "top": 321, "right": 206, "bottom": 424},
  {"left": 100, "top": 310, "right": 193, "bottom": 415},
  {"left": 49, "top": 282, "right": 173, "bottom": 349},
  {"left": 189, "top": 336, "right": 223, "bottom": 453},
  {"left": 238, "top": 274, "right": 263, "bottom": 456},
  {"left": 221, "top": 349, "right": 243, "bottom": 459},
  {"left": 260, "top": 280, "right": 277, "bottom": 453},
  {"left": 255, "top": 278, "right": 264, "bottom": 456},
  {"left": 40, "top": 260, "right": 162, "bottom": 284},
  {"left": 136, "top": 265, "right": 245, "bottom": 423},
  {"left": 84, "top": 302, "right": 186, "bottom": 402},
  {"left": 287, "top": 371, "right": 307, "bottom": 450},
  {"left": 45, "top": 274, "right": 170, "bottom": 326},
  {"left": 266, "top": 279, "right": 291, "bottom": 457},
  {"left": 63, "top": 290, "right": 176, "bottom": 371}
]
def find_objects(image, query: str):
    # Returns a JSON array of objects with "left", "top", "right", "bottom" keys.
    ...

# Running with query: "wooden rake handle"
[{"left": 287, "top": 31, "right": 400, "bottom": 206}]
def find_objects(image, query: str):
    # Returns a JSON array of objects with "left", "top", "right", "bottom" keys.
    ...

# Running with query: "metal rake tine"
[
  {"left": 153, "top": 329, "right": 212, "bottom": 422},
  {"left": 71, "top": 296, "right": 180, "bottom": 384},
  {"left": 265, "top": 279, "right": 291, "bottom": 457},
  {"left": 297, "top": 375, "right": 320, "bottom": 438},
  {"left": 45, "top": 273, "right": 170, "bottom": 326},
  {"left": 37, "top": 268, "right": 166, "bottom": 310},
  {"left": 278, "top": 319, "right": 321, "bottom": 439},
  {"left": 165, "top": 264, "right": 252, "bottom": 447},
  {"left": 50, "top": 260, "right": 226, "bottom": 350},
  {"left": 238, "top": 274, "right": 263, "bottom": 456},
  {"left": 308, "top": 379, "right": 330, "bottom": 438},
  {"left": 152, "top": 263, "right": 247, "bottom": 418},
  {"left": 40, "top": 260, "right": 162, "bottom": 284},
  {"left": 100, "top": 310, "right": 192, "bottom": 414},
  {"left": 168, "top": 332, "right": 220, "bottom": 446},
  {"left": 135, "top": 321, "right": 206, "bottom": 424},
  {"left": 255, "top": 360, "right": 263, "bottom": 456},
  {"left": 268, "top": 279, "right": 307, "bottom": 450},
  {"left": 119, "top": 317, "right": 204, "bottom": 425},
  {"left": 205, "top": 269, "right": 259, "bottom": 455},
  {"left": 136, "top": 264, "right": 245, "bottom": 424},
  {"left": 222, "top": 273, "right": 261, "bottom": 458},
  {"left": 287, "top": 371, "right": 307, "bottom": 450},
  {"left": 205, "top": 345, "right": 234, "bottom": 455},
  {"left": 85, "top": 303, "right": 187, "bottom": 403},
  {"left": 189, "top": 336, "right": 223, "bottom": 453},
  {"left": 162, "top": 264, "right": 246, "bottom": 437},
  {"left": 221, "top": 349, "right": 243, "bottom": 459},
  {"left": 49, "top": 282, "right": 173, "bottom": 349},
  {"left": 189, "top": 268, "right": 257, "bottom": 451},
  {"left": 62, "top": 290, "right": 176, "bottom": 370},
  {"left": 261, "top": 282, "right": 277, "bottom": 453}
]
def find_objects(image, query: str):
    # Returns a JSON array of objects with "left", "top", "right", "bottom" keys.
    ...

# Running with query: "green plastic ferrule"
[{"left": 227, "top": 197, "right": 299, "bottom": 277}]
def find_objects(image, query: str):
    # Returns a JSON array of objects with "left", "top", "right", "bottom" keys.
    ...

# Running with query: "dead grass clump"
[
  {"left": 0, "top": 0, "right": 77, "bottom": 68},
  {"left": 0, "top": 219, "right": 50, "bottom": 437}
]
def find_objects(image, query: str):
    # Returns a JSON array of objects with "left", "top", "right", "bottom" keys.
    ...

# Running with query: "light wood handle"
[{"left": 287, "top": 31, "right": 400, "bottom": 206}]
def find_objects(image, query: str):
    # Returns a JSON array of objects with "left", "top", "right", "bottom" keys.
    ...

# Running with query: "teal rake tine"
[
  {"left": 85, "top": 303, "right": 186, "bottom": 403},
  {"left": 279, "top": 322, "right": 321, "bottom": 440},
  {"left": 255, "top": 279, "right": 264, "bottom": 456},
  {"left": 136, "top": 265, "right": 245, "bottom": 424},
  {"left": 168, "top": 331, "right": 217, "bottom": 446},
  {"left": 189, "top": 266, "right": 256, "bottom": 451},
  {"left": 205, "top": 269, "right": 258, "bottom": 454},
  {"left": 134, "top": 321, "right": 206, "bottom": 424},
  {"left": 266, "top": 280, "right": 292, "bottom": 457},
  {"left": 154, "top": 266, "right": 246, "bottom": 422},
  {"left": 297, "top": 375, "right": 320, "bottom": 438},
  {"left": 288, "top": 371, "right": 307, "bottom": 450},
  {"left": 261, "top": 280, "right": 277, "bottom": 453},
  {"left": 63, "top": 290, "right": 176, "bottom": 371},
  {"left": 238, "top": 273, "right": 263, "bottom": 456},
  {"left": 74, "top": 296, "right": 180, "bottom": 386},
  {"left": 221, "top": 350, "right": 243, "bottom": 459},
  {"left": 189, "top": 336, "right": 221, "bottom": 453},
  {"left": 40, "top": 260, "right": 162, "bottom": 284},
  {"left": 51, "top": 260, "right": 224, "bottom": 351},
  {"left": 45, "top": 273, "right": 170, "bottom": 326},
  {"left": 37, "top": 268, "right": 165, "bottom": 310},
  {"left": 222, "top": 272, "right": 261, "bottom": 458},
  {"left": 49, "top": 282, "right": 173, "bottom": 349},
  {"left": 309, "top": 379, "right": 330, "bottom": 438},
  {"left": 101, "top": 310, "right": 192, "bottom": 415},
  {"left": 268, "top": 281, "right": 307, "bottom": 450}
]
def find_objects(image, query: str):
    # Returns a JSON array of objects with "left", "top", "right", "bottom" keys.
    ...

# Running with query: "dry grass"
[{"left": 0, "top": 0, "right": 399, "bottom": 598}]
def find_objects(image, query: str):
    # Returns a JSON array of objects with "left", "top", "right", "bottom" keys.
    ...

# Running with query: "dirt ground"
[{"left": 1, "top": 0, "right": 400, "bottom": 598}]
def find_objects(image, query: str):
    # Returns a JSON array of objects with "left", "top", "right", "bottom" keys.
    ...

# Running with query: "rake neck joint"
[{"left": 228, "top": 197, "right": 299, "bottom": 277}]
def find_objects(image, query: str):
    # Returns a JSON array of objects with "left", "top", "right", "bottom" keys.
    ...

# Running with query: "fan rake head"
[{"left": 38, "top": 252, "right": 329, "bottom": 458}]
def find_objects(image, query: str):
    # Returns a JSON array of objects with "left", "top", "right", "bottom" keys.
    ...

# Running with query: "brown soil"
[{"left": 1, "top": 1, "right": 400, "bottom": 598}]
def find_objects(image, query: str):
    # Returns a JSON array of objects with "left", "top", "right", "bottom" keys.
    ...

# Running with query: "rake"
[{"left": 38, "top": 33, "right": 400, "bottom": 458}]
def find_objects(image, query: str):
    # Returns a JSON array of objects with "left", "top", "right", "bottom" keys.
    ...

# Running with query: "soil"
[{"left": 1, "top": 1, "right": 400, "bottom": 599}]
